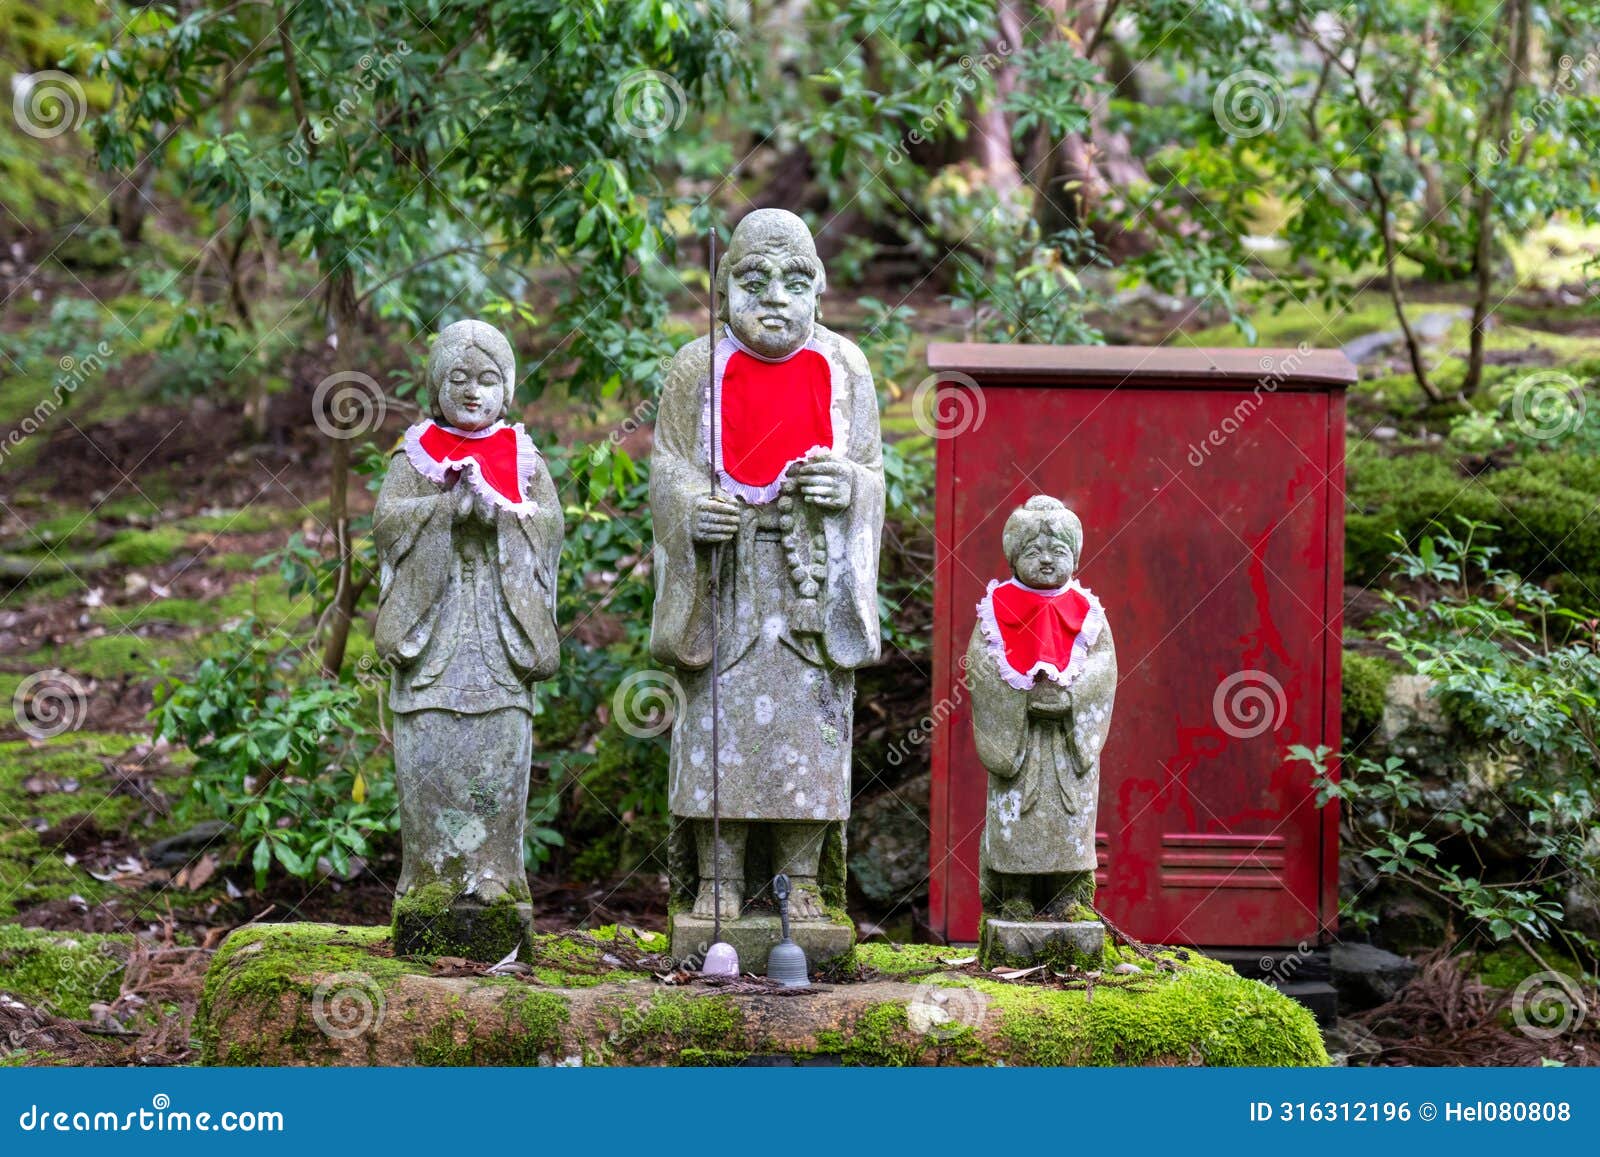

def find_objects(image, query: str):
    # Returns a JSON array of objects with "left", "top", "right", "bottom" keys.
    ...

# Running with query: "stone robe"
[
  {"left": 373, "top": 452, "right": 562, "bottom": 898},
  {"left": 968, "top": 618, "right": 1117, "bottom": 875},
  {"left": 650, "top": 326, "right": 884, "bottom": 824}
]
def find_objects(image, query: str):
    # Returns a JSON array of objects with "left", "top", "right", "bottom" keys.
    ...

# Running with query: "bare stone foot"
[
  {"left": 693, "top": 881, "right": 743, "bottom": 921},
  {"left": 786, "top": 876, "right": 827, "bottom": 921}
]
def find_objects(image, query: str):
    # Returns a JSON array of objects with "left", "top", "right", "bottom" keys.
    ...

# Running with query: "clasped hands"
[
  {"left": 449, "top": 463, "right": 499, "bottom": 525},
  {"left": 692, "top": 454, "right": 853, "bottom": 545},
  {"left": 1027, "top": 681, "right": 1074, "bottom": 720}
]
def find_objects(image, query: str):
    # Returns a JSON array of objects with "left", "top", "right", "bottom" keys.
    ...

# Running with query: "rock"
[
  {"left": 197, "top": 923, "right": 1330, "bottom": 1067},
  {"left": 981, "top": 919, "right": 1104, "bottom": 970},
  {"left": 668, "top": 911, "right": 854, "bottom": 973},
  {"left": 1331, "top": 942, "right": 1419, "bottom": 1010},
  {"left": 144, "top": 820, "right": 232, "bottom": 867}
]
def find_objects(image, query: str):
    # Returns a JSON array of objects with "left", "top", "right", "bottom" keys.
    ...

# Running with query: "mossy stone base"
[
  {"left": 981, "top": 918, "right": 1105, "bottom": 970},
  {"left": 197, "top": 923, "right": 1329, "bottom": 1067},
  {"left": 669, "top": 912, "right": 855, "bottom": 974},
  {"left": 391, "top": 885, "right": 531, "bottom": 962}
]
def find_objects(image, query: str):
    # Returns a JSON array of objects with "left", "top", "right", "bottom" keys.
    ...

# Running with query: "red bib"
[
  {"left": 713, "top": 341, "right": 834, "bottom": 503},
  {"left": 978, "top": 579, "right": 1103, "bottom": 690},
  {"left": 402, "top": 421, "right": 538, "bottom": 512}
]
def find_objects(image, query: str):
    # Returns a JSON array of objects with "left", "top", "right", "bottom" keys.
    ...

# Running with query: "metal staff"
[{"left": 702, "top": 228, "right": 737, "bottom": 976}]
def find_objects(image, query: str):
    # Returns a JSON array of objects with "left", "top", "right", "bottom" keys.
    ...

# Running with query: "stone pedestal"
[
  {"left": 669, "top": 911, "right": 854, "bottom": 975},
  {"left": 391, "top": 890, "right": 532, "bottom": 961},
  {"left": 981, "top": 918, "right": 1105, "bottom": 970}
]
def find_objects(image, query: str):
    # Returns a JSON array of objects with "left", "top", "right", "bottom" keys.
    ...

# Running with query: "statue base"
[
  {"left": 980, "top": 918, "right": 1105, "bottom": 970},
  {"left": 669, "top": 911, "right": 855, "bottom": 975},
  {"left": 391, "top": 889, "right": 533, "bottom": 962}
]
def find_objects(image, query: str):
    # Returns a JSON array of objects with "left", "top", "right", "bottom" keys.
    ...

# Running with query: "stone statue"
[
  {"left": 650, "top": 209, "right": 883, "bottom": 964},
  {"left": 969, "top": 496, "right": 1116, "bottom": 968},
  {"left": 374, "top": 319, "right": 563, "bottom": 961}
]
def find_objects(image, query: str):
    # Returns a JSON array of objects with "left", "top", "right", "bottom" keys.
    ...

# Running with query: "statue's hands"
[
  {"left": 1027, "top": 681, "right": 1074, "bottom": 719},
  {"left": 450, "top": 472, "right": 476, "bottom": 523},
  {"left": 791, "top": 455, "right": 852, "bottom": 511},
  {"left": 691, "top": 494, "right": 741, "bottom": 545}
]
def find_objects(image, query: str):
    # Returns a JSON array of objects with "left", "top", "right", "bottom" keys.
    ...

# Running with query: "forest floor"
[{"left": 2, "top": 250, "right": 1599, "bottom": 1064}]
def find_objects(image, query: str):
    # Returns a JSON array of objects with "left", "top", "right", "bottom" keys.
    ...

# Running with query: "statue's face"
[
  {"left": 1013, "top": 531, "right": 1076, "bottom": 589},
  {"left": 726, "top": 248, "right": 820, "bottom": 359},
  {"left": 437, "top": 346, "right": 506, "bottom": 430}
]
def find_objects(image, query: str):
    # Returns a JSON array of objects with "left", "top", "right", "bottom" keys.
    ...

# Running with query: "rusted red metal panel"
[{"left": 925, "top": 344, "right": 1353, "bottom": 947}]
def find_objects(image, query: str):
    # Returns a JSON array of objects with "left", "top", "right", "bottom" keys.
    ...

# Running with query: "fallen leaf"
[
  {"left": 992, "top": 964, "right": 1045, "bottom": 981},
  {"left": 939, "top": 955, "right": 978, "bottom": 967}
]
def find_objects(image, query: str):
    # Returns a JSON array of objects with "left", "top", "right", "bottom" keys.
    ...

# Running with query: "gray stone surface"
[
  {"left": 650, "top": 209, "right": 884, "bottom": 929},
  {"left": 374, "top": 319, "right": 563, "bottom": 960},
  {"left": 982, "top": 919, "right": 1105, "bottom": 969},
  {"left": 1330, "top": 941, "right": 1420, "bottom": 1010},
  {"left": 970, "top": 497, "right": 1116, "bottom": 921},
  {"left": 669, "top": 911, "right": 856, "bottom": 974}
]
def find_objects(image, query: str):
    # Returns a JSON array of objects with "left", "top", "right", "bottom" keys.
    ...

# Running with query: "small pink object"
[{"left": 702, "top": 941, "right": 739, "bottom": 977}]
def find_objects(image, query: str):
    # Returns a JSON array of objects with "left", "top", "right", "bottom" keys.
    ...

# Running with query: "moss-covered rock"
[
  {"left": 197, "top": 923, "right": 1328, "bottom": 1067},
  {"left": 0, "top": 925, "right": 130, "bottom": 1019}
]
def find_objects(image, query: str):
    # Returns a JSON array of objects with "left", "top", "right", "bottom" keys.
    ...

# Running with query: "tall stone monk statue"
[
  {"left": 969, "top": 496, "right": 1117, "bottom": 969},
  {"left": 650, "top": 209, "right": 884, "bottom": 964},
  {"left": 374, "top": 319, "right": 563, "bottom": 961}
]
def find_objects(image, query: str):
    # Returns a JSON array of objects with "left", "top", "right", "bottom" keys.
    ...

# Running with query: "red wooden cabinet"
[{"left": 924, "top": 344, "right": 1355, "bottom": 948}]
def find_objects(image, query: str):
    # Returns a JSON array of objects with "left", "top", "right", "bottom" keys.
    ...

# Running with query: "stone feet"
[{"left": 691, "top": 879, "right": 744, "bottom": 921}]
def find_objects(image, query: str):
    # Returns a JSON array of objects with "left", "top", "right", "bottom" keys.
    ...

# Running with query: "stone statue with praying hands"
[
  {"left": 969, "top": 496, "right": 1117, "bottom": 969},
  {"left": 650, "top": 209, "right": 884, "bottom": 966},
  {"left": 374, "top": 319, "right": 563, "bottom": 962}
]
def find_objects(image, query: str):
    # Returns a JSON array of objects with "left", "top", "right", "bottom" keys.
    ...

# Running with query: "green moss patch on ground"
[{"left": 0, "top": 924, "right": 131, "bottom": 1019}]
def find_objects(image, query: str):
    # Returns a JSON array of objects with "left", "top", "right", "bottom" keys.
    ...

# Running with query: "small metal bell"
[{"left": 765, "top": 873, "right": 810, "bottom": 988}]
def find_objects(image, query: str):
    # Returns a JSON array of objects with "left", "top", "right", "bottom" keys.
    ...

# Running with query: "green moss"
[
  {"left": 816, "top": 1001, "right": 924, "bottom": 1066},
  {"left": 0, "top": 925, "right": 131, "bottom": 1018},
  {"left": 1346, "top": 445, "right": 1600, "bottom": 600},
  {"left": 391, "top": 884, "right": 528, "bottom": 961},
  {"left": 106, "top": 525, "right": 189, "bottom": 567},
  {"left": 601, "top": 991, "right": 745, "bottom": 1062},
  {"left": 1342, "top": 651, "right": 1394, "bottom": 743}
]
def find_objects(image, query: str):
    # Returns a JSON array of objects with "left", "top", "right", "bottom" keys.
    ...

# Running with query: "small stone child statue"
[
  {"left": 374, "top": 320, "right": 563, "bottom": 960},
  {"left": 968, "top": 496, "right": 1116, "bottom": 937}
]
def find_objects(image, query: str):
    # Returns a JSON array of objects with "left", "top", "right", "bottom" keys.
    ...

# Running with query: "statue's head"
[
  {"left": 427, "top": 320, "right": 515, "bottom": 431},
  {"left": 1003, "top": 496, "right": 1082, "bottom": 589},
  {"left": 718, "top": 208, "right": 825, "bottom": 359}
]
